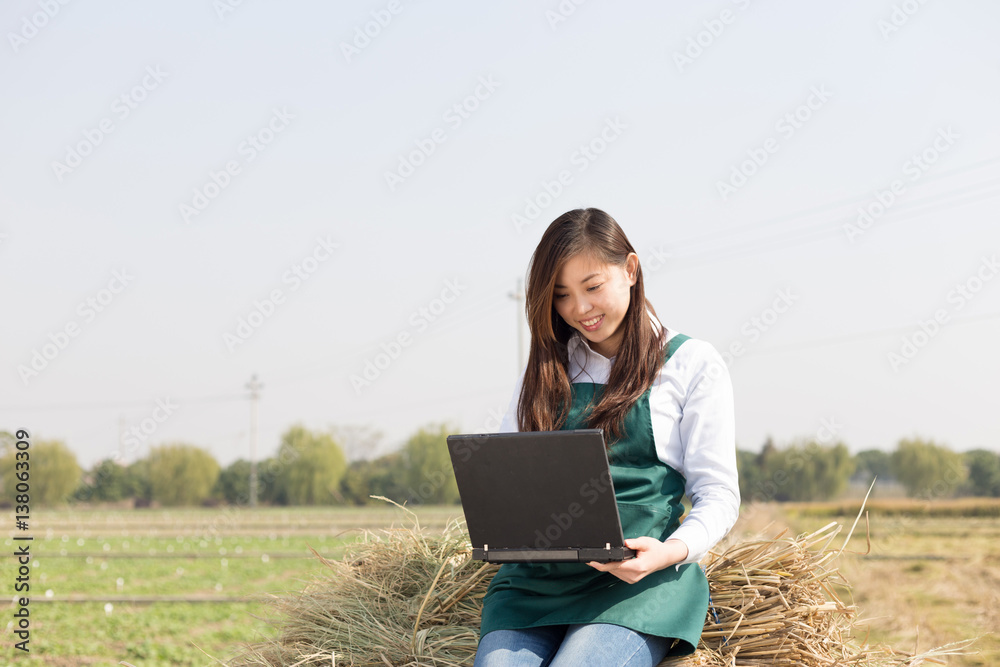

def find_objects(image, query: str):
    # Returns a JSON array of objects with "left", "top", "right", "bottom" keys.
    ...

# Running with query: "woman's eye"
[
  {"left": 587, "top": 284, "right": 602, "bottom": 292},
  {"left": 554, "top": 293, "right": 567, "bottom": 300}
]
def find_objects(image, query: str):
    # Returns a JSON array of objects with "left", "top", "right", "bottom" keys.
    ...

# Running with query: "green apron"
[{"left": 478, "top": 334, "right": 708, "bottom": 656}]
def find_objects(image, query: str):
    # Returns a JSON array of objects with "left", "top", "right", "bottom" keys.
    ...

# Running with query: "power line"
[
  {"left": 261, "top": 289, "right": 513, "bottom": 388},
  {"left": 715, "top": 185, "right": 998, "bottom": 266},
  {"left": 738, "top": 310, "right": 1000, "bottom": 358},
  {"left": 246, "top": 374, "right": 263, "bottom": 508},
  {"left": 658, "top": 176, "right": 1000, "bottom": 269},
  {"left": 665, "top": 154, "right": 1000, "bottom": 253},
  {"left": 0, "top": 392, "right": 247, "bottom": 413}
]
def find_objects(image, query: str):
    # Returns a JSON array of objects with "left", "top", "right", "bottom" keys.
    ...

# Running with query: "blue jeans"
[{"left": 474, "top": 623, "right": 674, "bottom": 667}]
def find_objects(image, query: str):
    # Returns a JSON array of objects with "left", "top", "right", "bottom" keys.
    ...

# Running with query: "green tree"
[
  {"left": 147, "top": 443, "right": 220, "bottom": 506},
  {"left": 275, "top": 425, "right": 348, "bottom": 505},
  {"left": 736, "top": 448, "right": 767, "bottom": 503},
  {"left": 738, "top": 437, "right": 784, "bottom": 503},
  {"left": 963, "top": 449, "right": 1000, "bottom": 497},
  {"left": 852, "top": 449, "right": 893, "bottom": 484},
  {"left": 760, "top": 440, "right": 855, "bottom": 502},
  {"left": 340, "top": 459, "right": 374, "bottom": 505},
  {"left": 340, "top": 453, "right": 410, "bottom": 505},
  {"left": 215, "top": 459, "right": 251, "bottom": 504},
  {"left": 256, "top": 456, "right": 287, "bottom": 505},
  {"left": 0, "top": 437, "right": 82, "bottom": 506},
  {"left": 891, "top": 438, "right": 967, "bottom": 499},
  {"left": 125, "top": 459, "right": 152, "bottom": 505},
  {"left": 213, "top": 458, "right": 285, "bottom": 505},
  {"left": 397, "top": 423, "right": 460, "bottom": 505},
  {"left": 74, "top": 458, "right": 132, "bottom": 502}
]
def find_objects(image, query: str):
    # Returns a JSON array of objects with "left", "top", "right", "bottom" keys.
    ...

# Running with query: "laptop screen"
[{"left": 447, "top": 429, "right": 626, "bottom": 552}]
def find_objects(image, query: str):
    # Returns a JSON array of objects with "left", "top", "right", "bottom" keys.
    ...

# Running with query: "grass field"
[
  {"left": 1, "top": 501, "right": 996, "bottom": 666},
  {"left": 0, "top": 506, "right": 466, "bottom": 667}
]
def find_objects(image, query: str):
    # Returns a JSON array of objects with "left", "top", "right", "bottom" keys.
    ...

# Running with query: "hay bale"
[
  {"left": 223, "top": 511, "right": 972, "bottom": 667},
  {"left": 664, "top": 521, "right": 973, "bottom": 667},
  {"left": 226, "top": 512, "right": 493, "bottom": 667}
]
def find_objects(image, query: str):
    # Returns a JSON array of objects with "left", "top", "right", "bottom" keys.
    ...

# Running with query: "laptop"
[{"left": 446, "top": 429, "right": 636, "bottom": 563}]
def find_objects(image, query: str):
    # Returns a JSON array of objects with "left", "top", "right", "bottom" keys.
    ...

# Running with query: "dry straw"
[
  {"left": 662, "top": 520, "right": 973, "bottom": 667},
  {"left": 223, "top": 497, "right": 974, "bottom": 667}
]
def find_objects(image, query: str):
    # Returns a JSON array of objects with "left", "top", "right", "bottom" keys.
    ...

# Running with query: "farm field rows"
[
  {"left": 1, "top": 506, "right": 465, "bottom": 666},
  {"left": 2, "top": 502, "right": 996, "bottom": 666}
]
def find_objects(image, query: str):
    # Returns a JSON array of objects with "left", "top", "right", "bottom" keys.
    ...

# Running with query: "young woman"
[{"left": 474, "top": 208, "right": 740, "bottom": 667}]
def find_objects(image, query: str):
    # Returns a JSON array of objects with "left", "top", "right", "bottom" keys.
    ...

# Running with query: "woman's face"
[{"left": 553, "top": 251, "right": 638, "bottom": 359}]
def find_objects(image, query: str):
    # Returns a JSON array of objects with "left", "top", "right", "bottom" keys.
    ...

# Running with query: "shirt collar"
[
  {"left": 565, "top": 310, "right": 666, "bottom": 362},
  {"left": 567, "top": 330, "right": 611, "bottom": 362}
]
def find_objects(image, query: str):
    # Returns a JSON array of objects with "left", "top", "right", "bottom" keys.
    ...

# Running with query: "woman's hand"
[{"left": 587, "top": 537, "right": 689, "bottom": 584}]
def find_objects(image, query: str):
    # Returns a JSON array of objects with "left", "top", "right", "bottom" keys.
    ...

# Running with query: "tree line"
[
  {"left": 0, "top": 424, "right": 459, "bottom": 508},
  {"left": 1, "top": 427, "right": 998, "bottom": 507},
  {"left": 738, "top": 437, "right": 1000, "bottom": 502}
]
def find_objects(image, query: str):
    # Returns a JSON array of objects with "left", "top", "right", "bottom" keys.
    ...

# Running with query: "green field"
[
  {"left": 1, "top": 503, "right": 996, "bottom": 666},
  {"left": 0, "top": 506, "right": 465, "bottom": 667}
]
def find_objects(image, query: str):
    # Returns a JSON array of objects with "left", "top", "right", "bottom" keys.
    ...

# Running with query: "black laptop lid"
[{"left": 447, "top": 429, "right": 625, "bottom": 551}]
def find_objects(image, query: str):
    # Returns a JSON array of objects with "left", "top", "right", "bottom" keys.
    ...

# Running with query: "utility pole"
[
  {"left": 117, "top": 414, "right": 126, "bottom": 464},
  {"left": 246, "top": 374, "right": 263, "bottom": 507},
  {"left": 508, "top": 278, "right": 526, "bottom": 372}
]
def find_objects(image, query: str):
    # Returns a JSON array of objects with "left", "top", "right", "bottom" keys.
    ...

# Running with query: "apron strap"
[{"left": 664, "top": 333, "right": 690, "bottom": 363}]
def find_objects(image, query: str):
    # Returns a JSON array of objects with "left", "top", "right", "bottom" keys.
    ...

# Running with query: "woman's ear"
[{"left": 625, "top": 253, "right": 639, "bottom": 285}]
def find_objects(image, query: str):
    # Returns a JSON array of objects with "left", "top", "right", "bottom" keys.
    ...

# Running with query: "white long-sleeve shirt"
[{"left": 498, "top": 324, "right": 740, "bottom": 566}]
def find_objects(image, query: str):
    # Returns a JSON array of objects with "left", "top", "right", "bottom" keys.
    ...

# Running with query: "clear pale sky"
[{"left": 2, "top": 0, "right": 999, "bottom": 470}]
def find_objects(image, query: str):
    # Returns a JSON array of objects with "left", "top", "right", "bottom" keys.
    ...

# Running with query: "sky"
[{"left": 2, "top": 0, "right": 999, "bottom": 471}]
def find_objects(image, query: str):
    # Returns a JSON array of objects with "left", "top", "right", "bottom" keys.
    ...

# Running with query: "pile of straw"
[
  {"left": 223, "top": 507, "right": 971, "bottom": 667},
  {"left": 225, "top": 509, "right": 496, "bottom": 667},
  {"left": 662, "top": 521, "right": 971, "bottom": 667}
]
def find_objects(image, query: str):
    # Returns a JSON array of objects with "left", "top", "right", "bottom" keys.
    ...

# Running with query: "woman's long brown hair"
[{"left": 517, "top": 208, "right": 666, "bottom": 442}]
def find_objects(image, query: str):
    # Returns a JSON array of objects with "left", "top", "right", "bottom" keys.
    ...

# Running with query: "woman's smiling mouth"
[{"left": 580, "top": 314, "right": 604, "bottom": 331}]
